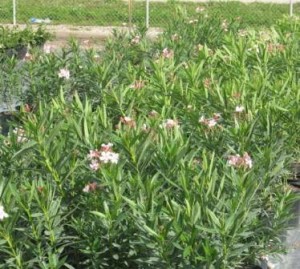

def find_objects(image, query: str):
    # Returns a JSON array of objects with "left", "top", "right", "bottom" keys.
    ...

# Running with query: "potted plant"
[{"left": 0, "top": 26, "right": 52, "bottom": 59}]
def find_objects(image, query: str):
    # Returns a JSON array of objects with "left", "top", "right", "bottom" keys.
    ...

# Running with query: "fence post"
[
  {"left": 290, "top": 0, "right": 293, "bottom": 16},
  {"left": 13, "top": 0, "right": 17, "bottom": 25},
  {"left": 128, "top": 0, "right": 133, "bottom": 28},
  {"left": 146, "top": 0, "right": 149, "bottom": 28}
]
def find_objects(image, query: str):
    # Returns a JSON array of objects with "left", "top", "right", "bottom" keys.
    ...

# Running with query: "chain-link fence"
[{"left": 0, "top": 0, "right": 299, "bottom": 28}]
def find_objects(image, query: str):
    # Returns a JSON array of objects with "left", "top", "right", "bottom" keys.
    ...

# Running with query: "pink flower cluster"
[
  {"left": 171, "top": 34, "right": 181, "bottom": 41},
  {"left": 221, "top": 20, "right": 229, "bottom": 32},
  {"left": 160, "top": 119, "right": 179, "bottom": 129},
  {"left": 131, "top": 35, "right": 141, "bottom": 45},
  {"left": 267, "top": 43, "right": 285, "bottom": 53},
  {"left": 83, "top": 182, "right": 98, "bottom": 193},
  {"left": 87, "top": 143, "right": 119, "bottom": 171},
  {"left": 188, "top": 19, "right": 198, "bottom": 24},
  {"left": 196, "top": 6, "right": 205, "bottom": 13},
  {"left": 24, "top": 52, "right": 33, "bottom": 61},
  {"left": 148, "top": 110, "right": 159, "bottom": 118},
  {"left": 162, "top": 48, "right": 174, "bottom": 59},
  {"left": 0, "top": 205, "right": 8, "bottom": 221},
  {"left": 227, "top": 152, "right": 253, "bottom": 169},
  {"left": 199, "top": 113, "right": 221, "bottom": 128},
  {"left": 120, "top": 116, "right": 136, "bottom": 128},
  {"left": 130, "top": 80, "right": 145, "bottom": 90},
  {"left": 235, "top": 105, "right": 245, "bottom": 113},
  {"left": 58, "top": 68, "right": 70, "bottom": 80}
]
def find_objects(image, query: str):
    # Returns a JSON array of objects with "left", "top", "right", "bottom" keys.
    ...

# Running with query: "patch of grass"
[{"left": 0, "top": 1, "right": 300, "bottom": 27}]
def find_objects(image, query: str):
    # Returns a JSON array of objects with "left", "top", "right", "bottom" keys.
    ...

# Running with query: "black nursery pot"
[
  {"left": 241, "top": 265, "right": 263, "bottom": 269},
  {"left": 0, "top": 112, "right": 13, "bottom": 135},
  {"left": 0, "top": 104, "right": 20, "bottom": 136},
  {"left": 288, "top": 163, "right": 300, "bottom": 188},
  {"left": 4, "top": 45, "right": 28, "bottom": 60}
]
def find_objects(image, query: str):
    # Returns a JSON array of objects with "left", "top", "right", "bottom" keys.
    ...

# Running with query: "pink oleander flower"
[
  {"left": 238, "top": 29, "right": 248, "bottom": 37},
  {"left": 87, "top": 149, "right": 101, "bottom": 159},
  {"left": 197, "top": 44, "right": 204, "bottom": 51},
  {"left": 213, "top": 113, "right": 221, "bottom": 121},
  {"left": 120, "top": 116, "right": 136, "bottom": 128},
  {"left": 171, "top": 34, "right": 181, "bottom": 41},
  {"left": 196, "top": 6, "right": 205, "bottom": 13},
  {"left": 99, "top": 151, "right": 119, "bottom": 164},
  {"left": 227, "top": 152, "right": 253, "bottom": 169},
  {"left": 24, "top": 103, "right": 32, "bottom": 112},
  {"left": 148, "top": 110, "right": 159, "bottom": 118},
  {"left": 182, "top": 62, "right": 188, "bottom": 69},
  {"left": 227, "top": 154, "right": 241, "bottom": 167},
  {"left": 248, "top": 45, "right": 259, "bottom": 53},
  {"left": 188, "top": 19, "right": 198, "bottom": 24},
  {"left": 221, "top": 20, "right": 228, "bottom": 32},
  {"left": 203, "top": 78, "right": 212, "bottom": 89},
  {"left": 24, "top": 52, "right": 33, "bottom": 61},
  {"left": 88, "top": 143, "right": 119, "bottom": 170},
  {"left": 141, "top": 123, "right": 150, "bottom": 133},
  {"left": 235, "top": 105, "right": 245, "bottom": 113},
  {"left": 207, "top": 119, "right": 217, "bottom": 128},
  {"left": 199, "top": 116, "right": 206, "bottom": 123},
  {"left": 199, "top": 115, "right": 220, "bottom": 128},
  {"left": 58, "top": 68, "right": 70, "bottom": 80},
  {"left": 160, "top": 119, "right": 179, "bottom": 129},
  {"left": 89, "top": 159, "right": 100, "bottom": 171},
  {"left": 93, "top": 54, "right": 100, "bottom": 60},
  {"left": 100, "top": 143, "right": 113, "bottom": 152},
  {"left": 0, "top": 205, "right": 8, "bottom": 221},
  {"left": 243, "top": 152, "right": 253, "bottom": 169},
  {"left": 131, "top": 35, "right": 141, "bottom": 45},
  {"left": 267, "top": 43, "right": 285, "bottom": 54},
  {"left": 162, "top": 48, "right": 174, "bottom": 59},
  {"left": 130, "top": 80, "right": 145, "bottom": 90},
  {"left": 187, "top": 104, "right": 193, "bottom": 111},
  {"left": 83, "top": 182, "right": 98, "bottom": 193}
]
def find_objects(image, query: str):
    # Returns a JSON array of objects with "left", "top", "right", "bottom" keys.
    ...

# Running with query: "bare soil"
[{"left": 44, "top": 25, "right": 162, "bottom": 49}]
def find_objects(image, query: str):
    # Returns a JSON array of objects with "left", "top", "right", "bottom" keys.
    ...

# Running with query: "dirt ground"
[
  {"left": 52, "top": 25, "right": 162, "bottom": 47},
  {"left": 43, "top": 25, "right": 162, "bottom": 49},
  {"left": 0, "top": 24, "right": 163, "bottom": 49}
]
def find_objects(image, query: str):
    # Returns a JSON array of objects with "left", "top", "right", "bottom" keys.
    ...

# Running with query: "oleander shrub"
[{"left": 0, "top": 9, "right": 299, "bottom": 269}]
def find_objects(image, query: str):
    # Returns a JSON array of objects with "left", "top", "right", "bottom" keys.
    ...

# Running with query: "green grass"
[{"left": 1, "top": 1, "right": 300, "bottom": 27}]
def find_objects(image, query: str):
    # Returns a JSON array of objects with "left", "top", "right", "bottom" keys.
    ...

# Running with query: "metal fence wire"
[{"left": 0, "top": 0, "right": 298, "bottom": 27}]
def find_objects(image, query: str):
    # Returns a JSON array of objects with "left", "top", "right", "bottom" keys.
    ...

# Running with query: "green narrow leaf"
[
  {"left": 207, "top": 209, "right": 221, "bottom": 228},
  {"left": 90, "top": 211, "right": 106, "bottom": 219},
  {"left": 12, "top": 140, "right": 37, "bottom": 159}
]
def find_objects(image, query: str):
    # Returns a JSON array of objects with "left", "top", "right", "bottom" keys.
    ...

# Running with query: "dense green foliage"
[
  {"left": 0, "top": 26, "right": 52, "bottom": 59},
  {"left": 0, "top": 11, "right": 300, "bottom": 268}
]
